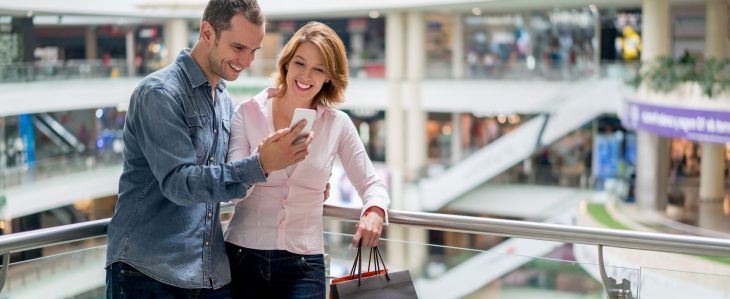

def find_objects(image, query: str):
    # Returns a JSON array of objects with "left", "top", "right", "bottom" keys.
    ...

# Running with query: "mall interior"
[{"left": 1, "top": 0, "right": 730, "bottom": 298}]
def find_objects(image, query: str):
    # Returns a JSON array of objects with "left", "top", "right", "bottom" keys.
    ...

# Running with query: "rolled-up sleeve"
[{"left": 130, "top": 87, "right": 266, "bottom": 206}]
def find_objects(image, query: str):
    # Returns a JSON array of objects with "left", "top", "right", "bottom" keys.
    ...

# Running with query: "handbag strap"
[
  {"left": 349, "top": 239, "right": 364, "bottom": 286},
  {"left": 373, "top": 246, "right": 390, "bottom": 281},
  {"left": 349, "top": 240, "right": 392, "bottom": 286},
  {"left": 365, "top": 245, "right": 390, "bottom": 281}
]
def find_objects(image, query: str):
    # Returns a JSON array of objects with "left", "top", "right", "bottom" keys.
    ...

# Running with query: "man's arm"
[
  {"left": 131, "top": 87, "right": 266, "bottom": 205},
  {"left": 257, "top": 121, "right": 313, "bottom": 174}
]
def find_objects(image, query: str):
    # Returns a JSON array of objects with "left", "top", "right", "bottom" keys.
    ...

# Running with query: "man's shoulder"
[{"left": 135, "top": 64, "right": 187, "bottom": 97}]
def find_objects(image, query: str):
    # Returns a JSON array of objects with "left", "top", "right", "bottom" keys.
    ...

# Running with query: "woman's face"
[{"left": 285, "top": 41, "right": 330, "bottom": 104}]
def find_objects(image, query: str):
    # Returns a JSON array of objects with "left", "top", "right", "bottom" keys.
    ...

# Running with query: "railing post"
[
  {"left": 598, "top": 245, "right": 633, "bottom": 298},
  {"left": 0, "top": 252, "right": 10, "bottom": 292}
]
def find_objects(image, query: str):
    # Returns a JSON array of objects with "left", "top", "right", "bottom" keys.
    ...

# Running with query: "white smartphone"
[{"left": 289, "top": 108, "right": 316, "bottom": 144}]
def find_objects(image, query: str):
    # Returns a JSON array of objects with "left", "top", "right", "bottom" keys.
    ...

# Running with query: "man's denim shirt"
[{"left": 106, "top": 50, "right": 266, "bottom": 289}]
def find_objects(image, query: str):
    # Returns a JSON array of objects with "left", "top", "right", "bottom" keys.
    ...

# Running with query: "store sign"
[
  {"left": 347, "top": 18, "right": 367, "bottom": 33},
  {"left": 621, "top": 98, "right": 730, "bottom": 143},
  {"left": 278, "top": 21, "right": 296, "bottom": 33}
]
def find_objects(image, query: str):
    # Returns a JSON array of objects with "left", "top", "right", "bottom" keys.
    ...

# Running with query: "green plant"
[
  {"left": 698, "top": 58, "right": 729, "bottom": 97},
  {"left": 628, "top": 55, "right": 730, "bottom": 98}
]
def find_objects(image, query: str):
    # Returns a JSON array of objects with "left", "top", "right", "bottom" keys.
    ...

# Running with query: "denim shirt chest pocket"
[{"left": 186, "top": 114, "right": 211, "bottom": 164}]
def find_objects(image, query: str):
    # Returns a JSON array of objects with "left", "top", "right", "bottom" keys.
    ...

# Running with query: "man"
[{"left": 105, "top": 0, "right": 310, "bottom": 297}]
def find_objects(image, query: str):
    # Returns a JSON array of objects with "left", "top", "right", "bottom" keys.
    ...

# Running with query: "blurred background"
[{"left": 0, "top": 0, "right": 729, "bottom": 298}]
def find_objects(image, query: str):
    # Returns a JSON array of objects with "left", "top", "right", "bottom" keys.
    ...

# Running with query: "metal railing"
[
  {"left": 0, "top": 59, "right": 132, "bottom": 83},
  {"left": 1, "top": 204, "right": 729, "bottom": 295},
  {"left": 0, "top": 153, "right": 123, "bottom": 189}
]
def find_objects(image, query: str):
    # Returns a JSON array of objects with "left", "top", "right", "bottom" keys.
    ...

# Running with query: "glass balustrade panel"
[
  {"left": 323, "top": 225, "right": 638, "bottom": 299},
  {"left": 3, "top": 245, "right": 107, "bottom": 298},
  {"left": 638, "top": 266, "right": 730, "bottom": 298}
]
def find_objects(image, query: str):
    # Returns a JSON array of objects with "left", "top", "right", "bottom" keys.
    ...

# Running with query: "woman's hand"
[{"left": 352, "top": 208, "right": 385, "bottom": 248}]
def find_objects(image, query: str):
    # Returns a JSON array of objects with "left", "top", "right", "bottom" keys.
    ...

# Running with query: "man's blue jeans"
[
  {"left": 106, "top": 262, "right": 232, "bottom": 299},
  {"left": 226, "top": 243, "right": 326, "bottom": 299}
]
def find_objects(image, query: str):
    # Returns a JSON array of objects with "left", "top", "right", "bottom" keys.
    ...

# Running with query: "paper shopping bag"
[
  {"left": 330, "top": 269, "right": 418, "bottom": 299},
  {"left": 329, "top": 243, "right": 418, "bottom": 299}
]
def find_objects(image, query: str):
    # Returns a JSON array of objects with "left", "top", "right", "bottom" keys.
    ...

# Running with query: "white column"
[
  {"left": 350, "top": 31, "right": 365, "bottom": 77},
  {"left": 641, "top": 0, "right": 670, "bottom": 58},
  {"left": 592, "top": 9, "right": 601, "bottom": 77},
  {"left": 386, "top": 12, "right": 406, "bottom": 195},
  {"left": 405, "top": 11, "right": 427, "bottom": 182},
  {"left": 85, "top": 27, "right": 97, "bottom": 60},
  {"left": 700, "top": 0, "right": 728, "bottom": 198},
  {"left": 636, "top": 133, "right": 670, "bottom": 210},
  {"left": 451, "top": 13, "right": 464, "bottom": 79},
  {"left": 164, "top": 19, "right": 189, "bottom": 65},
  {"left": 705, "top": 0, "right": 728, "bottom": 59},
  {"left": 404, "top": 11, "right": 428, "bottom": 276},
  {"left": 699, "top": 143, "right": 725, "bottom": 202},
  {"left": 385, "top": 12, "right": 408, "bottom": 270},
  {"left": 636, "top": 0, "right": 671, "bottom": 211},
  {"left": 125, "top": 30, "right": 136, "bottom": 77},
  {"left": 451, "top": 113, "right": 463, "bottom": 163},
  {"left": 699, "top": 0, "right": 728, "bottom": 222},
  {"left": 698, "top": 201, "right": 730, "bottom": 232},
  {"left": 0, "top": 118, "right": 5, "bottom": 170}
]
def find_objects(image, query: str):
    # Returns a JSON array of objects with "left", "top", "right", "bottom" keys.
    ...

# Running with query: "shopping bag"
[{"left": 329, "top": 242, "right": 418, "bottom": 299}]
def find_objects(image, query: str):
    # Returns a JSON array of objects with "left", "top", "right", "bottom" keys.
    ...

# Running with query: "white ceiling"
[{"left": 0, "top": 0, "right": 706, "bottom": 21}]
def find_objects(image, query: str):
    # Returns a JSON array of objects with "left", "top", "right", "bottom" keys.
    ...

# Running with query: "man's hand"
[
  {"left": 258, "top": 120, "right": 313, "bottom": 174},
  {"left": 352, "top": 208, "right": 385, "bottom": 248}
]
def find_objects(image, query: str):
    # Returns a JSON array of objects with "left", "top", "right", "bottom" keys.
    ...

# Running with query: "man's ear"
[{"left": 200, "top": 21, "right": 215, "bottom": 43}]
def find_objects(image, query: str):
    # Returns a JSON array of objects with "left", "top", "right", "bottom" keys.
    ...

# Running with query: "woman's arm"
[
  {"left": 337, "top": 113, "right": 390, "bottom": 247},
  {"left": 227, "top": 101, "right": 256, "bottom": 203}
]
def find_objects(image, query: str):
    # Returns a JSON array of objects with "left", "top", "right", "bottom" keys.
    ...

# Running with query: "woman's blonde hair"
[{"left": 273, "top": 21, "right": 348, "bottom": 107}]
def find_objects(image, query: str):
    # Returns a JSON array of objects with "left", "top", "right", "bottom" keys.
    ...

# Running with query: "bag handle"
[
  {"left": 368, "top": 245, "right": 390, "bottom": 281},
  {"left": 348, "top": 240, "right": 390, "bottom": 286},
  {"left": 348, "top": 240, "right": 363, "bottom": 285}
]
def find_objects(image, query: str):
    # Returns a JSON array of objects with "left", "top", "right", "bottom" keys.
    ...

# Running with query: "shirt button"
[
  {"left": 209, "top": 155, "right": 214, "bottom": 162},
  {"left": 205, "top": 241, "right": 209, "bottom": 246},
  {"left": 207, "top": 212, "right": 213, "bottom": 218},
  {"left": 214, "top": 129, "right": 218, "bottom": 134}
]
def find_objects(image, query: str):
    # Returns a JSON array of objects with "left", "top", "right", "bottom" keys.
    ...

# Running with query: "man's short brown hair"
[{"left": 202, "top": 0, "right": 264, "bottom": 39}]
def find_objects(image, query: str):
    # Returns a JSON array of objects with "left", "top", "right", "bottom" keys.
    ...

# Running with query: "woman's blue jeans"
[{"left": 226, "top": 243, "right": 326, "bottom": 299}]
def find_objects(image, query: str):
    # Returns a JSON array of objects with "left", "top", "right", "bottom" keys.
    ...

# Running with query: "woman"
[{"left": 224, "top": 22, "right": 390, "bottom": 299}]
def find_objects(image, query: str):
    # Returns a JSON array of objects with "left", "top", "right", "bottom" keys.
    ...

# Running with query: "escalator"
[
  {"left": 31, "top": 113, "right": 85, "bottom": 154},
  {"left": 418, "top": 79, "right": 622, "bottom": 211}
]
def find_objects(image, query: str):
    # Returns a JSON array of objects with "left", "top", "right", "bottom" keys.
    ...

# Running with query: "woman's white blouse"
[{"left": 224, "top": 89, "right": 390, "bottom": 254}]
